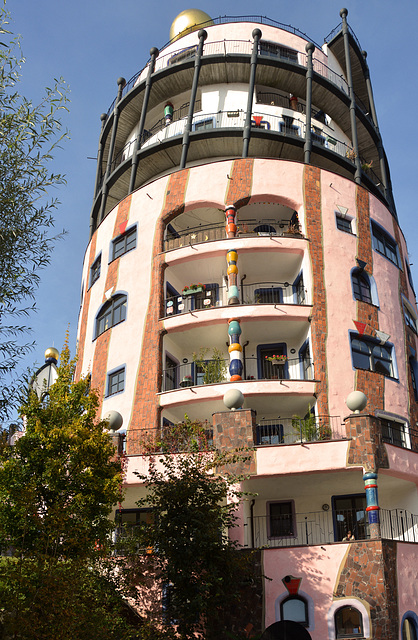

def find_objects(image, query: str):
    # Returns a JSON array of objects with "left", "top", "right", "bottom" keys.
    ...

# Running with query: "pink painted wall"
[
  {"left": 256, "top": 440, "right": 351, "bottom": 476},
  {"left": 397, "top": 542, "right": 418, "bottom": 634}
]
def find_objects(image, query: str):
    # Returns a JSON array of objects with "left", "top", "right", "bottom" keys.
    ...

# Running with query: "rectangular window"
[
  {"left": 89, "top": 255, "right": 101, "bottom": 287},
  {"left": 256, "top": 423, "right": 284, "bottom": 445},
  {"left": 112, "top": 226, "right": 137, "bottom": 261},
  {"left": 259, "top": 41, "right": 298, "bottom": 63},
  {"left": 268, "top": 501, "right": 295, "bottom": 538},
  {"left": 336, "top": 214, "right": 353, "bottom": 234},
  {"left": 107, "top": 367, "right": 125, "bottom": 396},
  {"left": 371, "top": 222, "right": 399, "bottom": 267},
  {"left": 168, "top": 45, "right": 197, "bottom": 66},
  {"left": 350, "top": 335, "right": 394, "bottom": 378},
  {"left": 193, "top": 118, "right": 214, "bottom": 132},
  {"left": 333, "top": 494, "right": 367, "bottom": 541},
  {"left": 381, "top": 418, "right": 408, "bottom": 448},
  {"left": 254, "top": 287, "right": 283, "bottom": 304},
  {"left": 403, "top": 302, "right": 418, "bottom": 333}
]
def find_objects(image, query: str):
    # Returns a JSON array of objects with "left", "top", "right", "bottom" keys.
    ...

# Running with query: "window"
[
  {"left": 268, "top": 501, "right": 295, "bottom": 538},
  {"left": 164, "top": 354, "right": 178, "bottom": 391},
  {"left": 406, "top": 260, "right": 416, "bottom": 294},
  {"left": 335, "top": 606, "right": 363, "bottom": 638},
  {"left": 350, "top": 335, "right": 394, "bottom": 378},
  {"left": 403, "top": 300, "right": 418, "bottom": 333},
  {"left": 371, "top": 222, "right": 399, "bottom": 267},
  {"left": 114, "top": 508, "right": 153, "bottom": 552},
  {"left": 294, "top": 274, "right": 306, "bottom": 305},
  {"left": 96, "top": 294, "right": 127, "bottom": 337},
  {"left": 192, "top": 118, "right": 214, "bottom": 132},
  {"left": 112, "top": 226, "right": 137, "bottom": 261},
  {"left": 280, "top": 115, "right": 300, "bottom": 136},
  {"left": 89, "top": 254, "right": 101, "bottom": 287},
  {"left": 281, "top": 596, "right": 309, "bottom": 626},
  {"left": 402, "top": 616, "right": 418, "bottom": 640},
  {"left": 381, "top": 417, "right": 408, "bottom": 448},
  {"left": 257, "top": 343, "right": 288, "bottom": 380},
  {"left": 333, "top": 494, "right": 367, "bottom": 541},
  {"left": 168, "top": 45, "right": 197, "bottom": 66},
  {"left": 259, "top": 40, "right": 298, "bottom": 63},
  {"left": 299, "top": 341, "right": 312, "bottom": 380},
  {"left": 410, "top": 357, "right": 418, "bottom": 401},
  {"left": 336, "top": 214, "right": 353, "bottom": 234},
  {"left": 107, "top": 367, "right": 125, "bottom": 397},
  {"left": 352, "top": 269, "right": 372, "bottom": 303},
  {"left": 256, "top": 423, "right": 284, "bottom": 445},
  {"left": 254, "top": 287, "right": 283, "bottom": 304}
]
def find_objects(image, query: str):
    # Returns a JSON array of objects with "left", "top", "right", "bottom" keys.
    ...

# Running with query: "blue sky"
[{"left": 9, "top": 0, "right": 418, "bottom": 377}]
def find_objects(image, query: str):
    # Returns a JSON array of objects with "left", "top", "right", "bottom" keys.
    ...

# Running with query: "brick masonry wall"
[
  {"left": 344, "top": 413, "right": 389, "bottom": 470},
  {"left": 355, "top": 186, "right": 384, "bottom": 412},
  {"left": 212, "top": 409, "right": 257, "bottom": 475},
  {"left": 75, "top": 232, "right": 97, "bottom": 381},
  {"left": 303, "top": 165, "right": 329, "bottom": 416},
  {"left": 224, "top": 158, "right": 254, "bottom": 207},
  {"left": 91, "top": 195, "right": 132, "bottom": 409},
  {"left": 335, "top": 540, "right": 398, "bottom": 639},
  {"left": 127, "top": 171, "right": 189, "bottom": 454}
]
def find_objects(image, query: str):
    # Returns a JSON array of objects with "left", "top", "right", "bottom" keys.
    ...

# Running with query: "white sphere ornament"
[
  {"left": 223, "top": 388, "right": 244, "bottom": 411},
  {"left": 346, "top": 391, "right": 367, "bottom": 413},
  {"left": 103, "top": 410, "right": 123, "bottom": 432}
]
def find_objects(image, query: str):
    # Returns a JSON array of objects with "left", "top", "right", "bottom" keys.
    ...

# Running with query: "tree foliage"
[
  {"left": 0, "top": 1, "right": 69, "bottom": 420},
  {"left": 131, "top": 449, "right": 254, "bottom": 639}
]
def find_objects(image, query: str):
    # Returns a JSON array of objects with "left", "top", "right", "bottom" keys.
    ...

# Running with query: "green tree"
[
  {"left": 0, "top": 2, "right": 69, "bottom": 421},
  {"left": 132, "top": 449, "right": 254, "bottom": 640},
  {"left": 0, "top": 344, "right": 142, "bottom": 639}
]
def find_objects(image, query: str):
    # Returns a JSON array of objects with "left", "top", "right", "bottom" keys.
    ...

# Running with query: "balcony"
[{"left": 246, "top": 508, "right": 418, "bottom": 549}]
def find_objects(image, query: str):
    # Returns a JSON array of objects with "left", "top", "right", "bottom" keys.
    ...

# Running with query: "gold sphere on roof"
[
  {"left": 169, "top": 9, "right": 213, "bottom": 42},
  {"left": 45, "top": 347, "right": 59, "bottom": 361}
]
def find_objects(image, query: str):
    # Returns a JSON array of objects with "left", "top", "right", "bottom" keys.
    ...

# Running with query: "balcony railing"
[
  {"left": 255, "top": 415, "right": 345, "bottom": 445},
  {"left": 162, "top": 356, "right": 314, "bottom": 392},
  {"left": 164, "top": 218, "right": 302, "bottom": 251},
  {"left": 248, "top": 508, "right": 418, "bottom": 549},
  {"left": 164, "top": 281, "right": 308, "bottom": 317}
]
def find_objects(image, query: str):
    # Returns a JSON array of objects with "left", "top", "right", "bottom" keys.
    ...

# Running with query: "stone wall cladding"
[
  {"left": 345, "top": 413, "right": 389, "bottom": 470},
  {"left": 212, "top": 409, "right": 257, "bottom": 475},
  {"left": 127, "top": 171, "right": 189, "bottom": 455},
  {"left": 335, "top": 540, "right": 398, "bottom": 639},
  {"left": 304, "top": 165, "right": 329, "bottom": 416},
  {"left": 91, "top": 195, "right": 132, "bottom": 409},
  {"left": 75, "top": 232, "right": 97, "bottom": 381},
  {"left": 224, "top": 158, "right": 254, "bottom": 207}
]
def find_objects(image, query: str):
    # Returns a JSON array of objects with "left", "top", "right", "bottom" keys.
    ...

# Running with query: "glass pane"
[
  {"left": 282, "top": 598, "right": 307, "bottom": 624},
  {"left": 336, "top": 607, "right": 362, "bottom": 637}
]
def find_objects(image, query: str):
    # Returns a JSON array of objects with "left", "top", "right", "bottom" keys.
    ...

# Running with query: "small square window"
[
  {"left": 89, "top": 255, "right": 101, "bottom": 287},
  {"left": 336, "top": 215, "right": 353, "bottom": 234},
  {"left": 112, "top": 227, "right": 137, "bottom": 261},
  {"left": 107, "top": 368, "right": 125, "bottom": 396}
]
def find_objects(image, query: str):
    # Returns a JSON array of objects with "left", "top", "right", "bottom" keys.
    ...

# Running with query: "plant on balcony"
[
  {"left": 318, "top": 423, "right": 332, "bottom": 440},
  {"left": 346, "top": 148, "right": 357, "bottom": 161},
  {"left": 192, "top": 347, "right": 227, "bottom": 384},
  {"left": 265, "top": 354, "right": 287, "bottom": 364},
  {"left": 182, "top": 282, "right": 206, "bottom": 296},
  {"left": 143, "top": 415, "right": 212, "bottom": 454},
  {"left": 361, "top": 159, "right": 373, "bottom": 172},
  {"left": 292, "top": 407, "right": 319, "bottom": 442}
]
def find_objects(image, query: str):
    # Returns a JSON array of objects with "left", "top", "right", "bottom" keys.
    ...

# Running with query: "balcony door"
[
  {"left": 333, "top": 494, "right": 367, "bottom": 541},
  {"left": 257, "top": 343, "right": 288, "bottom": 380}
]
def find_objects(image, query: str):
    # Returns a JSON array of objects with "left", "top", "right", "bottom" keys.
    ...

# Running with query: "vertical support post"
[
  {"left": 98, "top": 76, "right": 126, "bottom": 223},
  {"left": 304, "top": 42, "right": 315, "bottom": 164},
  {"left": 129, "top": 47, "right": 159, "bottom": 194},
  {"left": 363, "top": 470, "right": 381, "bottom": 539},
  {"left": 93, "top": 113, "right": 109, "bottom": 198},
  {"left": 242, "top": 29, "right": 262, "bottom": 158},
  {"left": 361, "top": 50, "right": 394, "bottom": 209},
  {"left": 340, "top": 8, "right": 362, "bottom": 183},
  {"left": 180, "top": 29, "right": 207, "bottom": 169},
  {"left": 228, "top": 319, "right": 243, "bottom": 381}
]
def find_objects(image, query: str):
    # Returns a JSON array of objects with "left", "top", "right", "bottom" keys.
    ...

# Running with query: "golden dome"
[
  {"left": 45, "top": 347, "right": 59, "bottom": 361},
  {"left": 169, "top": 9, "right": 213, "bottom": 42}
]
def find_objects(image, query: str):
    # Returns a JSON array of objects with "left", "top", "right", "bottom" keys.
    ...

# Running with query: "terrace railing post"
[
  {"left": 304, "top": 42, "right": 315, "bottom": 164},
  {"left": 129, "top": 47, "right": 159, "bottom": 194},
  {"left": 340, "top": 8, "right": 362, "bottom": 183},
  {"left": 180, "top": 29, "right": 207, "bottom": 169},
  {"left": 242, "top": 29, "right": 262, "bottom": 158},
  {"left": 98, "top": 76, "right": 126, "bottom": 224}
]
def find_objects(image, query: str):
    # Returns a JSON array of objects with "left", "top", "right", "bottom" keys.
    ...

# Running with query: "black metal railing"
[
  {"left": 380, "top": 509, "right": 418, "bottom": 543},
  {"left": 255, "top": 415, "right": 344, "bottom": 445}
]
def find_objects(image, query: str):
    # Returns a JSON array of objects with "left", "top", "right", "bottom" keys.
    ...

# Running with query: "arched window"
[
  {"left": 280, "top": 596, "right": 309, "bottom": 627},
  {"left": 402, "top": 616, "right": 418, "bottom": 640},
  {"left": 335, "top": 606, "right": 363, "bottom": 638},
  {"left": 352, "top": 269, "right": 372, "bottom": 304},
  {"left": 96, "top": 294, "right": 127, "bottom": 338}
]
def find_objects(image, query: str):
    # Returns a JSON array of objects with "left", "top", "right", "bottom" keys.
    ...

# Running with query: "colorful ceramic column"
[
  {"left": 228, "top": 318, "right": 243, "bottom": 381},
  {"left": 164, "top": 102, "right": 174, "bottom": 125},
  {"left": 225, "top": 205, "right": 239, "bottom": 305},
  {"left": 363, "top": 471, "right": 380, "bottom": 539}
]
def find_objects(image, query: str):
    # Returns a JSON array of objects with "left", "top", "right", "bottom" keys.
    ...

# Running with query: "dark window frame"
[
  {"left": 350, "top": 333, "right": 395, "bottom": 378},
  {"left": 89, "top": 254, "right": 101, "bottom": 288},
  {"left": 336, "top": 214, "right": 353, "bottom": 234},
  {"left": 280, "top": 595, "right": 309, "bottom": 627},
  {"left": 335, "top": 605, "right": 364, "bottom": 638},
  {"left": 332, "top": 493, "right": 367, "bottom": 542},
  {"left": 371, "top": 221, "right": 400, "bottom": 267},
  {"left": 259, "top": 40, "right": 298, "bottom": 63},
  {"left": 106, "top": 366, "right": 125, "bottom": 397},
  {"left": 192, "top": 117, "right": 214, "bottom": 132},
  {"left": 95, "top": 294, "right": 127, "bottom": 338},
  {"left": 111, "top": 226, "right": 137, "bottom": 262},
  {"left": 351, "top": 269, "right": 372, "bottom": 304},
  {"left": 266, "top": 500, "right": 296, "bottom": 539}
]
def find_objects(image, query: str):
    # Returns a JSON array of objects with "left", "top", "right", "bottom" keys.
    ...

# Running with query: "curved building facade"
[{"left": 76, "top": 9, "right": 418, "bottom": 639}]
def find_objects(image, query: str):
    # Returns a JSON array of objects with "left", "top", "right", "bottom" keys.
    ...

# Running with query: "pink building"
[{"left": 76, "top": 8, "right": 418, "bottom": 639}]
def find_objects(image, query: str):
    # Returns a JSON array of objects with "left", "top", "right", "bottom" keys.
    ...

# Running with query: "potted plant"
[
  {"left": 182, "top": 282, "right": 206, "bottom": 296},
  {"left": 265, "top": 354, "right": 287, "bottom": 365},
  {"left": 292, "top": 408, "right": 318, "bottom": 442},
  {"left": 193, "top": 348, "right": 227, "bottom": 384},
  {"left": 361, "top": 160, "right": 373, "bottom": 172}
]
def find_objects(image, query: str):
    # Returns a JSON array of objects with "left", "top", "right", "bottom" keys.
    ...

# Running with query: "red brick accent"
[
  {"left": 345, "top": 413, "right": 389, "bottom": 470},
  {"left": 225, "top": 158, "right": 254, "bottom": 208},
  {"left": 212, "top": 409, "right": 257, "bottom": 475},
  {"left": 303, "top": 166, "right": 329, "bottom": 416},
  {"left": 127, "top": 171, "right": 189, "bottom": 454},
  {"left": 355, "top": 186, "right": 384, "bottom": 410},
  {"left": 90, "top": 195, "right": 132, "bottom": 410},
  {"left": 335, "top": 539, "right": 398, "bottom": 639},
  {"left": 75, "top": 232, "right": 97, "bottom": 381}
]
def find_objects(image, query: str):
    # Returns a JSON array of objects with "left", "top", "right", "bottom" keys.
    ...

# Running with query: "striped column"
[
  {"left": 228, "top": 318, "right": 243, "bottom": 381},
  {"left": 225, "top": 205, "right": 239, "bottom": 305},
  {"left": 363, "top": 471, "right": 380, "bottom": 539}
]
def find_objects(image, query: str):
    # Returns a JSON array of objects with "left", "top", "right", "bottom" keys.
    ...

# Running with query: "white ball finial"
[
  {"left": 223, "top": 388, "right": 244, "bottom": 411},
  {"left": 103, "top": 410, "right": 123, "bottom": 432},
  {"left": 346, "top": 391, "right": 367, "bottom": 413}
]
